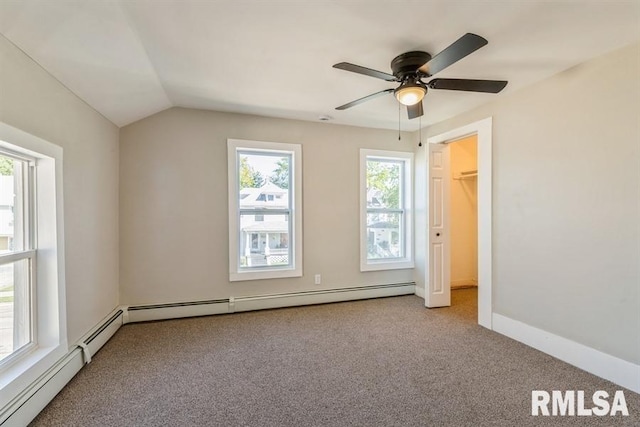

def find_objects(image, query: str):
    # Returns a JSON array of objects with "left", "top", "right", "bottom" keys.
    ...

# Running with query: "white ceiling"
[{"left": 1, "top": 1, "right": 639, "bottom": 130}]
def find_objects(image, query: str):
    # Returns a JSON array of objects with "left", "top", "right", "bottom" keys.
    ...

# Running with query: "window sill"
[
  {"left": 0, "top": 343, "right": 67, "bottom": 409},
  {"left": 360, "top": 260, "right": 414, "bottom": 272},
  {"left": 230, "top": 267, "right": 302, "bottom": 282}
]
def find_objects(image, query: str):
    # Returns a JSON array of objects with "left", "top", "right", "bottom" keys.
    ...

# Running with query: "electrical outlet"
[{"left": 314, "top": 274, "right": 321, "bottom": 285}]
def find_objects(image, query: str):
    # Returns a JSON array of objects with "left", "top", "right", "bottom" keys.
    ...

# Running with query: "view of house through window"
[
  {"left": 0, "top": 153, "right": 34, "bottom": 364},
  {"left": 366, "top": 158, "right": 404, "bottom": 260},
  {"left": 228, "top": 139, "right": 302, "bottom": 281},
  {"left": 237, "top": 151, "right": 292, "bottom": 269}
]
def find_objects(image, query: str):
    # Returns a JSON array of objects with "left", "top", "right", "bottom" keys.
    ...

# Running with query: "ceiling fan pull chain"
[
  {"left": 419, "top": 116, "right": 423, "bottom": 147},
  {"left": 398, "top": 103, "right": 401, "bottom": 141}
]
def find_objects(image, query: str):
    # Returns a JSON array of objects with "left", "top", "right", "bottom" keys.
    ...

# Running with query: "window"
[
  {"left": 360, "top": 149, "right": 413, "bottom": 271},
  {"left": 228, "top": 139, "right": 302, "bottom": 281},
  {"left": 0, "top": 122, "right": 66, "bottom": 411},
  {"left": 0, "top": 152, "right": 34, "bottom": 365}
]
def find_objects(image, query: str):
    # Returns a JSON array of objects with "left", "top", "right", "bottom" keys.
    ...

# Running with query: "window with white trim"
[
  {"left": 360, "top": 149, "right": 413, "bottom": 271},
  {"left": 0, "top": 122, "right": 66, "bottom": 412},
  {"left": 228, "top": 139, "right": 302, "bottom": 281},
  {"left": 0, "top": 152, "right": 34, "bottom": 365}
]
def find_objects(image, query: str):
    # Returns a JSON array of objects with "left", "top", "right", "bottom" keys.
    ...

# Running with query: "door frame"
[{"left": 426, "top": 117, "right": 493, "bottom": 329}]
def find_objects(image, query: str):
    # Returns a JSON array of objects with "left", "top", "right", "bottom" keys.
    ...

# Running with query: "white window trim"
[
  {"left": 0, "top": 150, "right": 36, "bottom": 370},
  {"left": 227, "top": 139, "right": 302, "bottom": 281},
  {"left": 360, "top": 149, "right": 414, "bottom": 272},
  {"left": 0, "top": 122, "right": 67, "bottom": 410}
]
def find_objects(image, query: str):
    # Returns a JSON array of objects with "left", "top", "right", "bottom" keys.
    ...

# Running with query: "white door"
[{"left": 426, "top": 143, "right": 451, "bottom": 307}]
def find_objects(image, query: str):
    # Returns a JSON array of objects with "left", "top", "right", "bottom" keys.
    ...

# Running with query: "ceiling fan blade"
[
  {"left": 428, "top": 78, "right": 508, "bottom": 93},
  {"left": 407, "top": 102, "right": 424, "bottom": 119},
  {"left": 336, "top": 89, "right": 394, "bottom": 110},
  {"left": 419, "top": 33, "right": 488, "bottom": 76},
  {"left": 333, "top": 62, "right": 397, "bottom": 81}
]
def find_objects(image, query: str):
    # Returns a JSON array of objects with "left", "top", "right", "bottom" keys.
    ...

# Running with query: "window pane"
[
  {"left": 0, "top": 259, "right": 31, "bottom": 363},
  {"left": 0, "top": 156, "right": 27, "bottom": 253},
  {"left": 367, "top": 212, "right": 403, "bottom": 260},
  {"left": 239, "top": 212, "right": 291, "bottom": 268},
  {"left": 238, "top": 153, "right": 290, "bottom": 210},
  {"left": 366, "top": 159, "right": 402, "bottom": 209}
]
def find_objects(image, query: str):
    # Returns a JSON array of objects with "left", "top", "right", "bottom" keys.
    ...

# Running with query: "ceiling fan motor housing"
[{"left": 390, "top": 51, "right": 432, "bottom": 79}]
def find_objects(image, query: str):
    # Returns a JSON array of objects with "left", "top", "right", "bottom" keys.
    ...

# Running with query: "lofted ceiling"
[{"left": 1, "top": 0, "right": 639, "bottom": 131}]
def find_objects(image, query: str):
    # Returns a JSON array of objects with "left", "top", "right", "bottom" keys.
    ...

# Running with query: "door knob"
[{"left": 436, "top": 232, "right": 441, "bottom": 237}]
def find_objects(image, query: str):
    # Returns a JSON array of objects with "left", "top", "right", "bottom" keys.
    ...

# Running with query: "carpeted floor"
[{"left": 31, "top": 289, "right": 639, "bottom": 426}]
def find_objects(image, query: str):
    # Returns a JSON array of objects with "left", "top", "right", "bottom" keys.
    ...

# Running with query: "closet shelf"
[{"left": 453, "top": 169, "right": 477, "bottom": 180}]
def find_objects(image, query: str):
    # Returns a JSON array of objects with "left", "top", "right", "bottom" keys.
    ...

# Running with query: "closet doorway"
[
  {"left": 424, "top": 117, "right": 493, "bottom": 329},
  {"left": 450, "top": 136, "right": 478, "bottom": 291}
]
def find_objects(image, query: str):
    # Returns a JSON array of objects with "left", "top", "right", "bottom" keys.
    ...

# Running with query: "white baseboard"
[
  {"left": 414, "top": 283, "right": 425, "bottom": 299},
  {"left": 492, "top": 313, "right": 640, "bottom": 394},
  {"left": 233, "top": 283, "right": 415, "bottom": 313},
  {"left": 1, "top": 309, "right": 124, "bottom": 427},
  {"left": 2, "top": 350, "right": 84, "bottom": 427},
  {"left": 126, "top": 299, "right": 230, "bottom": 323},
  {"left": 125, "top": 283, "right": 416, "bottom": 322}
]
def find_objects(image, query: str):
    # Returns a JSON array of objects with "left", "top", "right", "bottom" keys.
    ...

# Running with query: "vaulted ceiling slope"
[{"left": 1, "top": 1, "right": 639, "bottom": 130}]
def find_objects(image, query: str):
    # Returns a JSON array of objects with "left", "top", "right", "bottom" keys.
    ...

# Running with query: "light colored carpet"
[{"left": 31, "top": 289, "right": 639, "bottom": 426}]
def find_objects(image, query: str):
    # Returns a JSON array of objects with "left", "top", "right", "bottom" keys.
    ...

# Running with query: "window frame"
[
  {"left": 0, "top": 122, "right": 66, "bottom": 411},
  {"left": 360, "top": 149, "right": 414, "bottom": 271},
  {"left": 227, "top": 139, "right": 302, "bottom": 281},
  {"left": 0, "top": 149, "right": 37, "bottom": 368}
]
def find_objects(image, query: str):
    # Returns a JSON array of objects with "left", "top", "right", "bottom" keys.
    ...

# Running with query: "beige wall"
[
  {"left": 0, "top": 36, "right": 120, "bottom": 345},
  {"left": 449, "top": 136, "right": 477, "bottom": 287},
  {"left": 119, "top": 108, "right": 415, "bottom": 304},
  {"left": 424, "top": 42, "right": 640, "bottom": 364}
]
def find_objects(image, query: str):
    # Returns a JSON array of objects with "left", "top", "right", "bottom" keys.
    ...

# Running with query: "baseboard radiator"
[
  {"left": 1, "top": 310, "right": 124, "bottom": 427},
  {"left": 126, "top": 282, "right": 415, "bottom": 323},
  {"left": 1, "top": 282, "right": 415, "bottom": 426}
]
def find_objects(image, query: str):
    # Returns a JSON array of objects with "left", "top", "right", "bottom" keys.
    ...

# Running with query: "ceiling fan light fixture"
[{"left": 394, "top": 81, "right": 426, "bottom": 106}]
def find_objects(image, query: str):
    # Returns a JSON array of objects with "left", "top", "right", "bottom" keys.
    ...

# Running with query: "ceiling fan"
[{"left": 333, "top": 33, "right": 508, "bottom": 119}]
